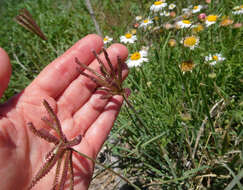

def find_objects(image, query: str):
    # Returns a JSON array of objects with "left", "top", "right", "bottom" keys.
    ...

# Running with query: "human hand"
[{"left": 0, "top": 34, "right": 128, "bottom": 190}]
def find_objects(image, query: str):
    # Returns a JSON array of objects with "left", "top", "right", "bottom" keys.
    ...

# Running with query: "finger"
[
  {"left": 25, "top": 34, "right": 103, "bottom": 99},
  {"left": 0, "top": 48, "right": 11, "bottom": 99},
  {"left": 83, "top": 95, "right": 123, "bottom": 157},
  {"left": 57, "top": 44, "right": 128, "bottom": 119}
]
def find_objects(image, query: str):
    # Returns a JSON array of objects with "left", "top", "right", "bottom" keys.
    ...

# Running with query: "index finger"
[{"left": 26, "top": 34, "right": 103, "bottom": 99}]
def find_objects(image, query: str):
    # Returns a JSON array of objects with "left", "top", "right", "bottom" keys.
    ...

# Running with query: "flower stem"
[
  {"left": 123, "top": 95, "right": 149, "bottom": 134},
  {"left": 72, "top": 149, "right": 141, "bottom": 190}
]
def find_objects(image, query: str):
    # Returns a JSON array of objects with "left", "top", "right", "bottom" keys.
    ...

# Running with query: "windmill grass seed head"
[
  {"left": 15, "top": 8, "right": 47, "bottom": 41},
  {"left": 76, "top": 48, "right": 130, "bottom": 99},
  {"left": 75, "top": 49, "right": 149, "bottom": 131},
  {"left": 27, "top": 100, "right": 82, "bottom": 190}
]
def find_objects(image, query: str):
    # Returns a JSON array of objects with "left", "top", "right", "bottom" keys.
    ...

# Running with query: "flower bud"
[
  {"left": 198, "top": 13, "right": 206, "bottom": 21},
  {"left": 170, "top": 11, "right": 176, "bottom": 17}
]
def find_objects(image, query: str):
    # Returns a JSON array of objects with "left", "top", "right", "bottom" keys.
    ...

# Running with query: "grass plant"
[{"left": 0, "top": 0, "right": 242, "bottom": 189}]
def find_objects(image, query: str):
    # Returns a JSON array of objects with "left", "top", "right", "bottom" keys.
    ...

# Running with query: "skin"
[{"left": 0, "top": 34, "right": 128, "bottom": 190}]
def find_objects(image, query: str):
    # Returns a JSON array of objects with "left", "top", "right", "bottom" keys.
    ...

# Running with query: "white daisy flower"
[
  {"left": 140, "top": 46, "right": 149, "bottom": 56},
  {"left": 150, "top": 1, "right": 167, "bottom": 12},
  {"left": 136, "top": 16, "right": 142, "bottom": 21},
  {"left": 182, "top": 8, "right": 190, "bottom": 13},
  {"left": 182, "top": 5, "right": 193, "bottom": 13},
  {"left": 139, "top": 18, "right": 153, "bottom": 29},
  {"left": 160, "top": 11, "right": 170, "bottom": 17},
  {"left": 192, "top": 5, "right": 203, "bottom": 13},
  {"left": 205, "top": 15, "right": 218, "bottom": 27},
  {"left": 103, "top": 36, "right": 113, "bottom": 44},
  {"left": 120, "top": 33, "right": 137, "bottom": 44},
  {"left": 232, "top": 5, "right": 243, "bottom": 15},
  {"left": 169, "top": 3, "right": 176, "bottom": 10},
  {"left": 181, "top": 36, "right": 199, "bottom": 50},
  {"left": 176, "top": 20, "right": 192, "bottom": 28},
  {"left": 205, "top": 53, "right": 225, "bottom": 65},
  {"left": 126, "top": 50, "right": 149, "bottom": 68}
]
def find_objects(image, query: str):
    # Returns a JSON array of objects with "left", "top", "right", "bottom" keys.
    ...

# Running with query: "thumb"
[{"left": 0, "top": 47, "right": 11, "bottom": 99}]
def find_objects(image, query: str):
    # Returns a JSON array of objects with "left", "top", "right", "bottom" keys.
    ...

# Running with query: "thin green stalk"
[
  {"left": 184, "top": 127, "right": 196, "bottom": 168},
  {"left": 161, "top": 147, "right": 183, "bottom": 190},
  {"left": 72, "top": 149, "right": 141, "bottom": 190},
  {"left": 200, "top": 86, "right": 219, "bottom": 151},
  {"left": 160, "top": 31, "right": 171, "bottom": 79},
  {"left": 139, "top": 67, "right": 148, "bottom": 88},
  {"left": 123, "top": 98, "right": 139, "bottom": 130},
  {"left": 223, "top": 164, "right": 243, "bottom": 190},
  {"left": 178, "top": 67, "right": 193, "bottom": 109},
  {"left": 123, "top": 95, "right": 149, "bottom": 134},
  {"left": 200, "top": 86, "right": 214, "bottom": 132}
]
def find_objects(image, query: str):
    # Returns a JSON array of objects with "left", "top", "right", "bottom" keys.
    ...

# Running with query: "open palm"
[{"left": 0, "top": 34, "right": 128, "bottom": 190}]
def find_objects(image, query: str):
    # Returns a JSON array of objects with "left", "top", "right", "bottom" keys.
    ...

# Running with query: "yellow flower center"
[
  {"left": 125, "top": 33, "right": 132, "bottom": 39},
  {"left": 154, "top": 1, "right": 162, "bottom": 5},
  {"left": 241, "top": 5, "right": 243, "bottom": 9},
  {"left": 104, "top": 37, "right": 108, "bottom": 41},
  {"left": 154, "top": 16, "right": 159, "bottom": 21},
  {"left": 143, "top": 19, "right": 149, "bottom": 23},
  {"left": 193, "top": 24, "right": 204, "bottom": 33},
  {"left": 169, "top": 39, "right": 176, "bottom": 47},
  {"left": 207, "top": 15, "right": 217, "bottom": 22},
  {"left": 182, "top": 20, "right": 191, "bottom": 24},
  {"left": 220, "top": 19, "right": 233, "bottom": 26},
  {"left": 181, "top": 61, "right": 194, "bottom": 72},
  {"left": 213, "top": 56, "right": 218, "bottom": 61},
  {"left": 131, "top": 29, "right": 137, "bottom": 34},
  {"left": 193, "top": 6, "right": 198, "bottom": 10},
  {"left": 131, "top": 52, "right": 141, "bottom": 60},
  {"left": 184, "top": 36, "right": 197, "bottom": 46}
]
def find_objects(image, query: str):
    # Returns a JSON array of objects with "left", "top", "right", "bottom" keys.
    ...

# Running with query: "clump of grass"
[{"left": 94, "top": 0, "right": 243, "bottom": 189}]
